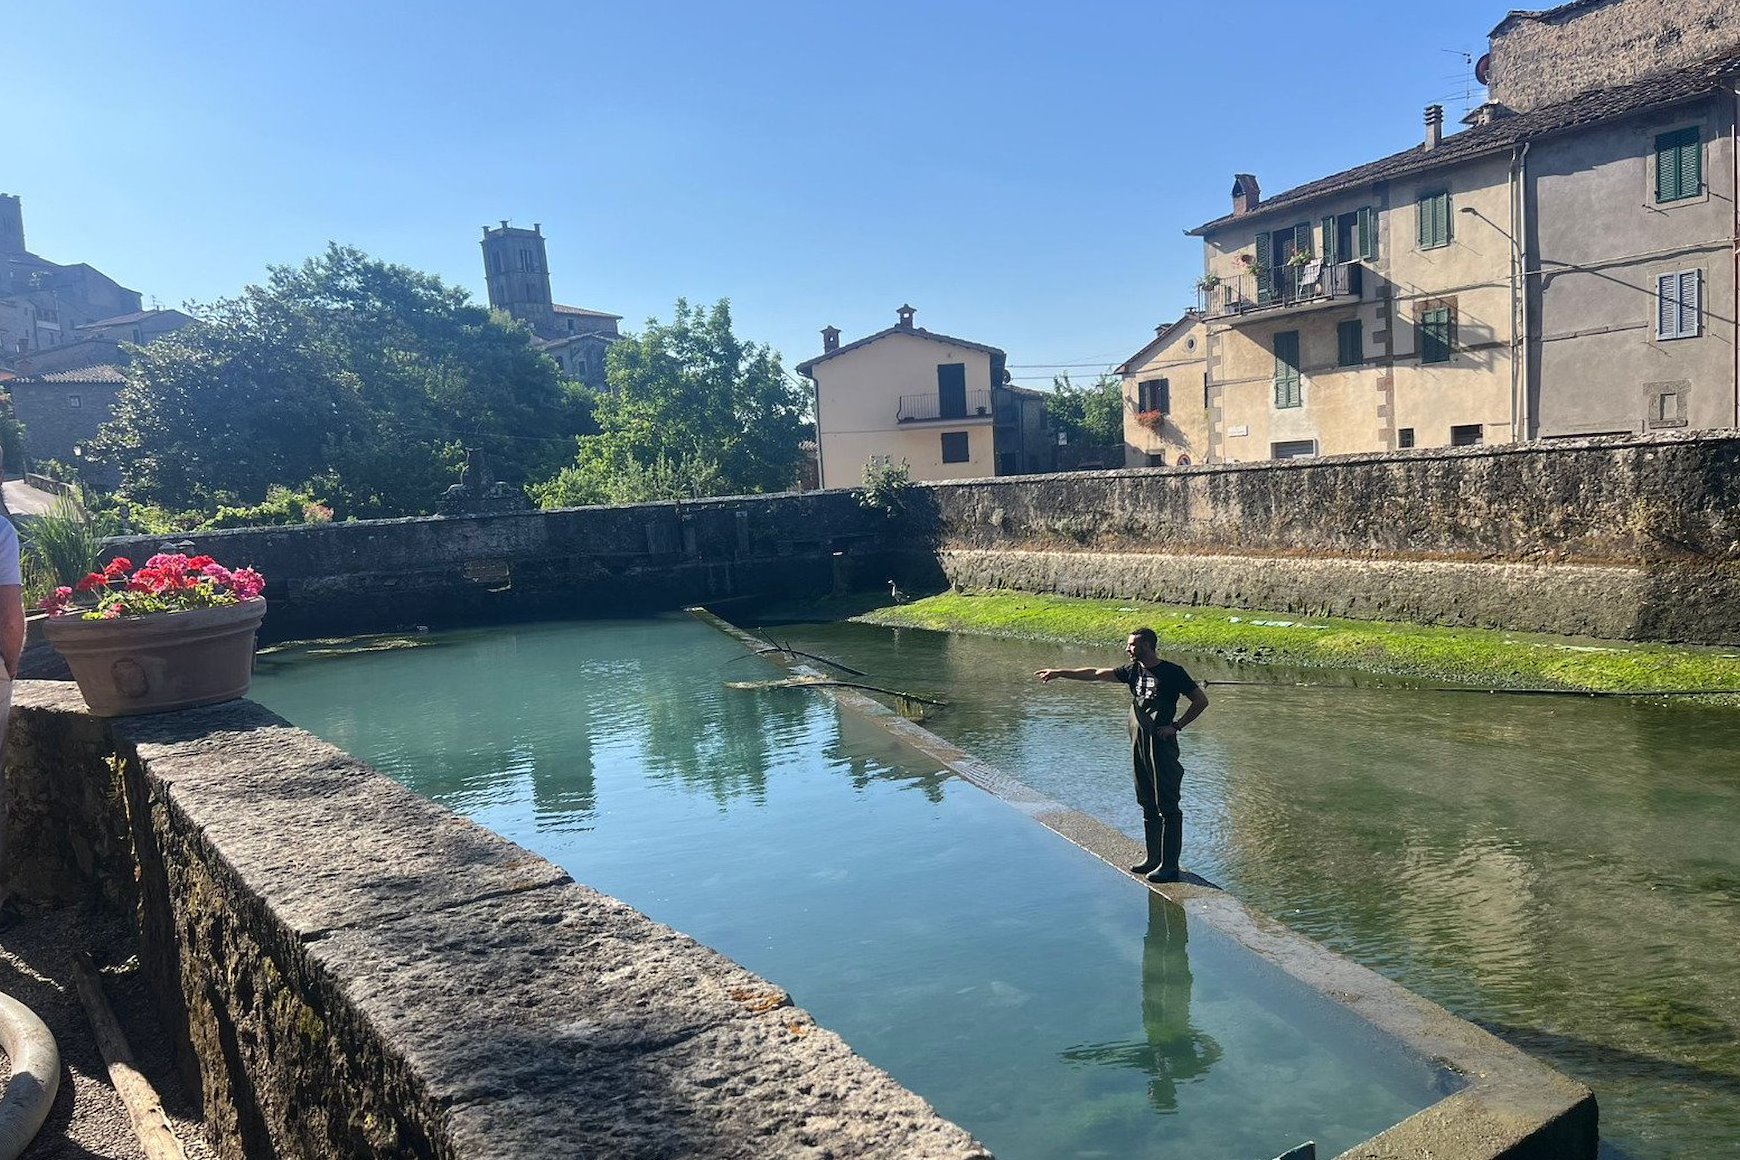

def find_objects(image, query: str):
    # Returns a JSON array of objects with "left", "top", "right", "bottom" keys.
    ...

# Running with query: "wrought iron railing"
[
  {"left": 1198, "top": 261, "right": 1364, "bottom": 318},
  {"left": 897, "top": 389, "right": 994, "bottom": 422}
]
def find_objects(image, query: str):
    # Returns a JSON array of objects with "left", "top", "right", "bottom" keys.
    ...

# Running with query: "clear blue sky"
[{"left": 10, "top": 1, "right": 1495, "bottom": 386}]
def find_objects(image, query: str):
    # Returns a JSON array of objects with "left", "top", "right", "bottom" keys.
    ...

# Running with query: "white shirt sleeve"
[{"left": 0, "top": 518, "right": 21, "bottom": 588}]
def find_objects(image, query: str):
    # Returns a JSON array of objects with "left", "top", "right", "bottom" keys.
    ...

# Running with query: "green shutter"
[
  {"left": 1255, "top": 231, "right": 1274, "bottom": 304},
  {"left": 1357, "top": 206, "right": 1376, "bottom": 259},
  {"left": 1294, "top": 222, "right": 1313, "bottom": 258},
  {"left": 1417, "top": 193, "right": 1451, "bottom": 248},
  {"left": 1321, "top": 216, "right": 1337, "bottom": 264},
  {"left": 1656, "top": 127, "right": 1701, "bottom": 202},
  {"left": 1420, "top": 307, "right": 1453, "bottom": 363},
  {"left": 1338, "top": 319, "right": 1363, "bottom": 366},
  {"left": 1273, "top": 331, "right": 1301, "bottom": 408}
]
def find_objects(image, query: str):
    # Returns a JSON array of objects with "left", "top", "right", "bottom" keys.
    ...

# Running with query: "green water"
[
  {"left": 252, "top": 617, "right": 1449, "bottom": 1160},
  {"left": 764, "top": 620, "right": 1740, "bottom": 1160}
]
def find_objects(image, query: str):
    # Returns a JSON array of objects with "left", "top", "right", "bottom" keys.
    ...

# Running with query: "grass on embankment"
[{"left": 854, "top": 590, "right": 1740, "bottom": 699}]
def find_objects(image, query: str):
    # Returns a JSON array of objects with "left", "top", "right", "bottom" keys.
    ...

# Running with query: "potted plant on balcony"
[
  {"left": 1135, "top": 409, "right": 1167, "bottom": 429},
  {"left": 1287, "top": 248, "right": 1315, "bottom": 269},
  {"left": 1194, "top": 272, "right": 1221, "bottom": 292},
  {"left": 38, "top": 553, "right": 268, "bottom": 717}
]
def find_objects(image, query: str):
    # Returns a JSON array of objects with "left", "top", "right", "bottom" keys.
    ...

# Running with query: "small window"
[
  {"left": 1398, "top": 427, "right": 1416, "bottom": 449},
  {"left": 1656, "top": 270, "right": 1701, "bottom": 339},
  {"left": 1417, "top": 191, "right": 1451, "bottom": 249},
  {"left": 940, "top": 431, "right": 970, "bottom": 463},
  {"left": 1147, "top": 452, "right": 1165, "bottom": 467},
  {"left": 1273, "top": 330, "right": 1302, "bottom": 409},
  {"left": 1655, "top": 126, "right": 1701, "bottom": 203},
  {"left": 1337, "top": 319, "right": 1363, "bottom": 367},
  {"left": 1271, "top": 439, "right": 1317, "bottom": 460},
  {"left": 67, "top": 393, "right": 81, "bottom": 409},
  {"left": 1419, "top": 307, "right": 1455, "bottom": 363},
  {"left": 1451, "top": 424, "right": 1484, "bottom": 447},
  {"left": 1138, "top": 378, "right": 1170, "bottom": 413}
]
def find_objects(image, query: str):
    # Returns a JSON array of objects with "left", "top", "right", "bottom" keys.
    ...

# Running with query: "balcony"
[
  {"left": 1200, "top": 261, "right": 1364, "bottom": 321},
  {"left": 897, "top": 389, "right": 994, "bottom": 423}
]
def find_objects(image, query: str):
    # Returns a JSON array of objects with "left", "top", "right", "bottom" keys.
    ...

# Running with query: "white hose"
[{"left": 0, "top": 990, "right": 59, "bottom": 1160}]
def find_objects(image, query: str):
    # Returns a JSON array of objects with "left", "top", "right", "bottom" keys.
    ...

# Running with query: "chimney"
[
  {"left": 1231, "top": 174, "right": 1260, "bottom": 216},
  {"left": 896, "top": 304, "right": 916, "bottom": 330},
  {"left": 822, "top": 325, "right": 841, "bottom": 353},
  {"left": 1424, "top": 104, "right": 1444, "bottom": 150}
]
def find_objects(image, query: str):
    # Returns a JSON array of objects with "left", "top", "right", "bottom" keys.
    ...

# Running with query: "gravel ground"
[{"left": 0, "top": 903, "right": 217, "bottom": 1160}]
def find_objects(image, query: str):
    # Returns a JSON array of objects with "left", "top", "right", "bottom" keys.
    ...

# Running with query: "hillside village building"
[
  {"left": 1170, "top": 0, "right": 1740, "bottom": 462},
  {"left": 1116, "top": 312, "right": 1208, "bottom": 467},
  {"left": 797, "top": 306, "right": 1053, "bottom": 489},
  {"left": 480, "top": 221, "right": 621, "bottom": 391}
]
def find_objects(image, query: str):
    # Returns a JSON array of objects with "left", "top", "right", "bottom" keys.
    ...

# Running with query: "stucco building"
[
  {"left": 480, "top": 221, "right": 621, "bottom": 391},
  {"left": 797, "top": 306, "right": 1052, "bottom": 489},
  {"left": 1181, "top": 0, "right": 1740, "bottom": 461},
  {"left": 1117, "top": 312, "right": 1209, "bottom": 466},
  {"left": 0, "top": 194, "right": 185, "bottom": 372}
]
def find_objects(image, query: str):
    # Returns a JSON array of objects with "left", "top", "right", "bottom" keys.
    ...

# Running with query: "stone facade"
[
  {"left": 7, "top": 364, "right": 126, "bottom": 480},
  {"left": 479, "top": 222, "right": 620, "bottom": 391},
  {"left": 901, "top": 431, "right": 1740, "bottom": 644},
  {"left": 1487, "top": 0, "right": 1740, "bottom": 113}
]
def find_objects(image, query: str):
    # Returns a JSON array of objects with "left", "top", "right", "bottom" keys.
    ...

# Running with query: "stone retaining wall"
[
  {"left": 1, "top": 683, "right": 989, "bottom": 1159},
  {"left": 100, "top": 491, "right": 896, "bottom": 642},
  {"left": 907, "top": 432, "right": 1740, "bottom": 643},
  {"left": 77, "top": 432, "right": 1740, "bottom": 646}
]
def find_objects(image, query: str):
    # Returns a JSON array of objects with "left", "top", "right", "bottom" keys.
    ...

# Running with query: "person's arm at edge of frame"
[
  {"left": 1160, "top": 686, "right": 1210, "bottom": 740},
  {"left": 1034, "top": 666, "right": 1119, "bottom": 683},
  {"left": 0, "top": 584, "right": 22, "bottom": 681}
]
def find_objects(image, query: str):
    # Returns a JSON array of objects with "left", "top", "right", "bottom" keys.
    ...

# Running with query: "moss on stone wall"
[{"left": 858, "top": 590, "right": 1740, "bottom": 699}]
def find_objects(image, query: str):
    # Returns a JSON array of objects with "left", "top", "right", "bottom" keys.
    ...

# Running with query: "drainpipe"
[{"left": 1512, "top": 141, "right": 1532, "bottom": 441}]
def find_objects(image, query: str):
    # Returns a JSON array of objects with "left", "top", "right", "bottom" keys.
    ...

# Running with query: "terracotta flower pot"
[{"left": 42, "top": 600, "right": 267, "bottom": 718}]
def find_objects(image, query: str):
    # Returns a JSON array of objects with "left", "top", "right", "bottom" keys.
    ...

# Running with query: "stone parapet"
[{"left": 2, "top": 684, "right": 990, "bottom": 1159}]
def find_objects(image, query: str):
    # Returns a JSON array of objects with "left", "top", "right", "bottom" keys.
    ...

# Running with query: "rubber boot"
[
  {"left": 1130, "top": 818, "right": 1165, "bottom": 875},
  {"left": 1146, "top": 816, "right": 1184, "bottom": 883}
]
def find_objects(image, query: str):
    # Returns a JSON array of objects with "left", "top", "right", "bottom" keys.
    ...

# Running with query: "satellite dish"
[{"left": 1475, "top": 53, "right": 1491, "bottom": 86}]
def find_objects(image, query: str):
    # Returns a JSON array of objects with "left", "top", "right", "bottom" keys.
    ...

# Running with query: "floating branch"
[{"left": 726, "top": 675, "right": 949, "bottom": 707}]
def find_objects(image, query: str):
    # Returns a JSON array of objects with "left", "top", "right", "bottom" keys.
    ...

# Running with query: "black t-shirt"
[{"left": 1114, "top": 660, "right": 1199, "bottom": 728}]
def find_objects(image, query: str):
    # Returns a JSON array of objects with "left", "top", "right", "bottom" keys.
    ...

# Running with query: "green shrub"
[
  {"left": 23, "top": 495, "right": 105, "bottom": 588},
  {"left": 201, "top": 485, "right": 335, "bottom": 530}
]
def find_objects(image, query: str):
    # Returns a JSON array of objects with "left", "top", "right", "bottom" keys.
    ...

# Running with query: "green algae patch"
[{"left": 857, "top": 591, "right": 1740, "bottom": 699}]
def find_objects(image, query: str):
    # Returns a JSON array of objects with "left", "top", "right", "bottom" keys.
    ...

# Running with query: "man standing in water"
[{"left": 1036, "top": 629, "right": 1209, "bottom": 882}]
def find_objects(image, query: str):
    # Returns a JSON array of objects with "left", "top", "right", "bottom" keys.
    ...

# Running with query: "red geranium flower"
[{"left": 74, "top": 571, "right": 109, "bottom": 593}]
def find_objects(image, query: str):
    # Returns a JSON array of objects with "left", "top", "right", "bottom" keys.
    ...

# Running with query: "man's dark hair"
[{"left": 1130, "top": 627, "right": 1158, "bottom": 648}]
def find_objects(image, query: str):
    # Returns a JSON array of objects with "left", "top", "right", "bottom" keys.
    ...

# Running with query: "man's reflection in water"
[{"left": 1062, "top": 891, "right": 1223, "bottom": 1111}]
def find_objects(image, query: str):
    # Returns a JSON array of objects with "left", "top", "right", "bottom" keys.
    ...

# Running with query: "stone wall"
[
  {"left": 72, "top": 432, "right": 1740, "bottom": 647},
  {"left": 903, "top": 432, "right": 1740, "bottom": 644},
  {"left": 100, "top": 490, "right": 897, "bottom": 642},
  {"left": 1487, "top": 0, "right": 1740, "bottom": 112},
  {"left": 1, "top": 684, "right": 989, "bottom": 1160}
]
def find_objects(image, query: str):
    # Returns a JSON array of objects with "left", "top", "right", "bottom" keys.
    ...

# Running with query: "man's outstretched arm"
[{"left": 1035, "top": 667, "right": 1119, "bottom": 683}]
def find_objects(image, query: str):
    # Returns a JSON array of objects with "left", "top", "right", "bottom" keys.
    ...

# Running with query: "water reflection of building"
[{"left": 1061, "top": 892, "right": 1221, "bottom": 1111}]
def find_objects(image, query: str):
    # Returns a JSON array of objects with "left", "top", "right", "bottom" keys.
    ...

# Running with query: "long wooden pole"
[{"left": 70, "top": 955, "right": 189, "bottom": 1160}]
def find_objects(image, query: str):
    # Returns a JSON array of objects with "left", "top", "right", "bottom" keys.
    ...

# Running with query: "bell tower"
[
  {"left": 480, "top": 220, "right": 555, "bottom": 336},
  {"left": 0, "top": 194, "right": 25, "bottom": 258}
]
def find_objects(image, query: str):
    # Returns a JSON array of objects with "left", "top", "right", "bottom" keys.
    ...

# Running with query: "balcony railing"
[
  {"left": 897, "top": 389, "right": 993, "bottom": 423},
  {"left": 1199, "top": 261, "right": 1364, "bottom": 319}
]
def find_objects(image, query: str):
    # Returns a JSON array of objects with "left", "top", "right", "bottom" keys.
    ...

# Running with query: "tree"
[
  {"left": 94, "top": 245, "right": 591, "bottom": 518},
  {"left": 1048, "top": 372, "right": 1125, "bottom": 447},
  {"left": 531, "top": 298, "right": 807, "bottom": 508}
]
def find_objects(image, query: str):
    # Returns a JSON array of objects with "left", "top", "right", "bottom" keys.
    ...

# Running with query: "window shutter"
[
  {"left": 1357, "top": 206, "right": 1376, "bottom": 259},
  {"left": 1678, "top": 270, "right": 1700, "bottom": 337},
  {"left": 1273, "top": 331, "right": 1301, "bottom": 408},
  {"left": 1338, "top": 319, "right": 1362, "bottom": 366},
  {"left": 1255, "top": 231, "right": 1273, "bottom": 304},
  {"left": 1656, "top": 137, "right": 1679, "bottom": 202},
  {"left": 1157, "top": 379, "right": 1171, "bottom": 413},
  {"left": 1321, "top": 216, "right": 1337, "bottom": 264},
  {"left": 1682, "top": 132, "right": 1702, "bottom": 199},
  {"left": 1294, "top": 222, "right": 1313, "bottom": 257},
  {"left": 1657, "top": 273, "right": 1678, "bottom": 337},
  {"left": 1417, "top": 196, "right": 1430, "bottom": 248},
  {"left": 1438, "top": 194, "right": 1452, "bottom": 246}
]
